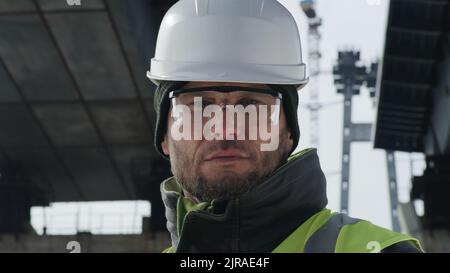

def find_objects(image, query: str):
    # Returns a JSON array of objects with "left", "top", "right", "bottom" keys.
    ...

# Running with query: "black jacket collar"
[{"left": 160, "top": 148, "right": 328, "bottom": 252}]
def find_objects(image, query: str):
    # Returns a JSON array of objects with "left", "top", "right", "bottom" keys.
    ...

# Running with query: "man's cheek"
[{"left": 171, "top": 138, "right": 198, "bottom": 160}]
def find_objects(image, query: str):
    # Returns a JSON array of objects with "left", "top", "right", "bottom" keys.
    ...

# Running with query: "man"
[{"left": 146, "top": 0, "right": 423, "bottom": 253}]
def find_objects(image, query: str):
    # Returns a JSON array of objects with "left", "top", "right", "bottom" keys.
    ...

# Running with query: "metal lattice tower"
[
  {"left": 333, "top": 51, "right": 366, "bottom": 215},
  {"left": 333, "top": 51, "right": 400, "bottom": 231},
  {"left": 300, "top": 0, "right": 322, "bottom": 148}
]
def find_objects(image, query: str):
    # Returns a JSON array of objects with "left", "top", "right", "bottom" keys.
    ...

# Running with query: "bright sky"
[{"left": 31, "top": 0, "right": 426, "bottom": 235}]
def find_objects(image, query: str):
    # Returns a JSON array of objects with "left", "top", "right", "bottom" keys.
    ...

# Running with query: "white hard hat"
[{"left": 147, "top": 0, "right": 308, "bottom": 90}]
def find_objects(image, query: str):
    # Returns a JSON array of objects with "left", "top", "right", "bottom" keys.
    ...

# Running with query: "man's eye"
[
  {"left": 189, "top": 100, "right": 214, "bottom": 110},
  {"left": 238, "top": 98, "right": 259, "bottom": 106},
  {"left": 184, "top": 99, "right": 210, "bottom": 105},
  {"left": 202, "top": 100, "right": 214, "bottom": 106}
]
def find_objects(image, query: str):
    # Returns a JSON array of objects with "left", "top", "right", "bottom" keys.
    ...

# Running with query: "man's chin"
[
  {"left": 200, "top": 173, "right": 240, "bottom": 184},
  {"left": 200, "top": 170, "right": 260, "bottom": 188}
]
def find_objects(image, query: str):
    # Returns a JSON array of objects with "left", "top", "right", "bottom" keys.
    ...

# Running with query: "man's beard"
[{"left": 169, "top": 137, "right": 291, "bottom": 203}]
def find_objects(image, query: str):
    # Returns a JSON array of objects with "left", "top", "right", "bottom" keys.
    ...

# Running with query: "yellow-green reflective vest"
[
  {"left": 163, "top": 209, "right": 422, "bottom": 253},
  {"left": 272, "top": 209, "right": 422, "bottom": 253}
]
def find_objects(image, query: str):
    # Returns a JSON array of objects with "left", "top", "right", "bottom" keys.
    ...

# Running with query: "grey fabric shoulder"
[{"left": 304, "top": 213, "right": 360, "bottom": 253}]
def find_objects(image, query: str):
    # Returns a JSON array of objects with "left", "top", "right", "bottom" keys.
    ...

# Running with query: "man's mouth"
[{"left": 204, "top": 150, "right": 250, "bottom": 163}]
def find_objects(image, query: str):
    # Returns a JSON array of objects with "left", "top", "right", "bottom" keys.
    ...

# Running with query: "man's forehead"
[{"left": 183, "top": 81, "right": 270, "bottom": 89}]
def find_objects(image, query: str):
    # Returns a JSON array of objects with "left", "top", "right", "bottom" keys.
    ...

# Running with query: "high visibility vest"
[
  {"left": 163, "top": 209, "right": 422, "bottom": 253},
  {"left": 272, "top": 209, "right": 423, "bottom": 253}
]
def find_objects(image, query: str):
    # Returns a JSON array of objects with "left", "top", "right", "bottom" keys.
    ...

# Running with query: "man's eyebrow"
[
  {"left": 177, "top": 91, "right": 276, "bottom": 104},
  {"left": 178, "top": 91, "right": 217, "bottom": 97}
]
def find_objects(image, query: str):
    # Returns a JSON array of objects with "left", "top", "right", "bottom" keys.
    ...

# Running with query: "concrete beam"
[{"left": 0, "top": 232, "right": 170, "bottom": 253}]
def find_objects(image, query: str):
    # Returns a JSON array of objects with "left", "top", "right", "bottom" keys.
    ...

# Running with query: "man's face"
[{"left": 161, "top": 81, "right": 294, "bottom": 203}]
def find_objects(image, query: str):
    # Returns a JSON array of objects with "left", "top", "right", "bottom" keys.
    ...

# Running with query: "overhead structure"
[
  {"left": 0, "top": 0, "right": 176, "bottom": 234},
  {"left": 375, "top": 0, "right": 450, "bottom": 251}
]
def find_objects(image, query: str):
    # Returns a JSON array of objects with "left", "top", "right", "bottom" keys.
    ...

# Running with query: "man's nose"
[
  {"left": 223, "top": 108, "right": 237, "bottom": 140},
  {"left": 224, "top": 105, "right": 249, "bottom": 140}
]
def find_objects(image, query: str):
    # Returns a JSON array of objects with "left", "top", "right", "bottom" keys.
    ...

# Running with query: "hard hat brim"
[{"left": 147, "top": 59, "right": 308, "bottom": 90}]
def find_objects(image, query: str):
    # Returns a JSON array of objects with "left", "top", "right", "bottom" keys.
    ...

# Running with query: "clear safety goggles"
[{"left": 169, "top": 86, "right": 282, "bottom": 124}]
